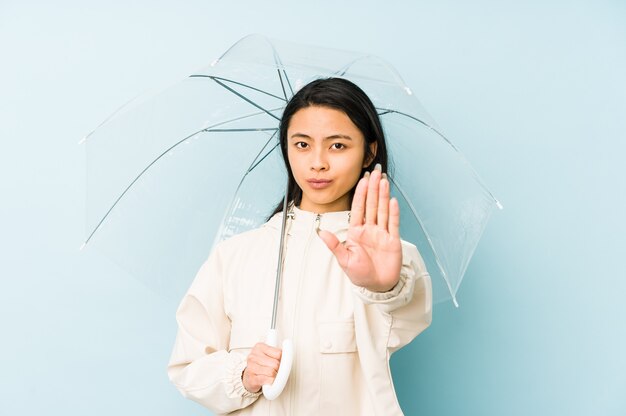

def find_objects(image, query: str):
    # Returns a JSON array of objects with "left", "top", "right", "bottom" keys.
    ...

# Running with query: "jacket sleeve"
[
  {"left": 352, "top": 241, "right": 433, "bottom": 353},
  {"left": 349, "top": 242, "right": 432, "bottom": 415},
  {"left": 167, "top": 244, "right": 262, "bottom": 414}
]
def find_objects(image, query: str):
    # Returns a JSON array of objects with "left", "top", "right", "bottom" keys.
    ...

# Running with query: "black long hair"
[{"left": 268, "top": 77, "right": 389, "bottom": 218}]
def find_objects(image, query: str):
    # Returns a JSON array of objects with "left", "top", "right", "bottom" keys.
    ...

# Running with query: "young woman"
[{"left": 167, "top": 78, "right": 432, "bottom": 415}]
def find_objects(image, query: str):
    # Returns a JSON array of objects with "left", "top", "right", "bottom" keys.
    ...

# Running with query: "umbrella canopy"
[{"left": 80, "top": 34, "right": 502, "bottom": 306}]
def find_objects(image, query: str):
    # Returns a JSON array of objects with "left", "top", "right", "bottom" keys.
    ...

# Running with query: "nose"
[{"left": 310, "top": 148, "right": 328, "bottom": 172}]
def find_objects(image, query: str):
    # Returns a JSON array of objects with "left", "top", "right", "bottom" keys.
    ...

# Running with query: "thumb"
[{"left": 317, "top": 229, "right": 349, "bottom": 267}]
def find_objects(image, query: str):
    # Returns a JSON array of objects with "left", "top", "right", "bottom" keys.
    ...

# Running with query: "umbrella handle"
[{"left": 262, "top": 329, "right": 293, "bottom": 400}]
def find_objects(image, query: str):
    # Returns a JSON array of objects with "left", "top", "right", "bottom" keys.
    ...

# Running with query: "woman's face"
[{"left": 287, "top": 105, "right": 375, "bottom": 213}]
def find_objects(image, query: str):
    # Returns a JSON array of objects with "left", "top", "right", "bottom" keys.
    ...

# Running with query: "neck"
[{"left": 298, "top": 196, "right": 351, "bottom": 213}]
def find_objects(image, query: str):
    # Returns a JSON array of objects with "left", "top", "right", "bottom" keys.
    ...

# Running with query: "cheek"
[
  {"left": 351, "top": 150, "right": 367, "bottom": 173},
  {"left": 286, "top": 148, "right": 297, "bottom": 170},
  {"left": 287, "top": 151, "right": 305, "bottom": 180},
  {"left": 339, "top": 154, "right": 365, "bottom": 185}
]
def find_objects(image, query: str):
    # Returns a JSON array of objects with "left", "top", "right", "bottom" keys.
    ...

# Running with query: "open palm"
[{"left": 318, "top": 166, "right": 402, "bottom": 292}]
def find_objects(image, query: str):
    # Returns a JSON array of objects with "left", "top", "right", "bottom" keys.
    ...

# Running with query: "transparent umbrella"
[{"left": 79, "top": 33, "right": 502, "bottom": 310}]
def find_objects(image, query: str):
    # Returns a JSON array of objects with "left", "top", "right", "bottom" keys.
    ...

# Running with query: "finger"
[
  {"left": 248, "top": 363, "right": 276, "bottom": 379},
  {"left": 389, "top": 197, "right": 400, "bottom": 238},
  {"left": 252, "top": 358, "right": 280, "bottom": 376},
  {"left": 247, "top": 368, "right": 276, "bottom": 386},
  {"left": 250, "top": 351, "right": 281, "bottom": 370},
  {"left": 377, "top": 175, "right": 389, "bottom": 230},
  {"left": 318, "top": 229, "right": 350, "bottom": 268},
  {"left": 350, "top": 175, "right": 368, "bottom": 227},
  {"left": 258, "top": 343, "right": 282, "bottom": 360},
  {"left": 365, "top": 166, "right": 381, "bottom": 225},
  {"left": 257, "top": 374, "right": 278, "bottom": 386}
]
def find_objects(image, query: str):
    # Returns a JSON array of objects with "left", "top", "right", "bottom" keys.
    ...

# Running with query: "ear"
[{"left": 363, "top": 141, "right": 378, "bottom": 168}]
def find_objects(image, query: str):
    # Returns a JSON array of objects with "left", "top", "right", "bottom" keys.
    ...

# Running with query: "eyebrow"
[{"left": 290, "top": 133, "right": 353, "bottom": 141}]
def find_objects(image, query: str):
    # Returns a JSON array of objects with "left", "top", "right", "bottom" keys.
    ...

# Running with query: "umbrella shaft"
[{"left": 270, "top": 188, "right": 290, "bottom": 330}]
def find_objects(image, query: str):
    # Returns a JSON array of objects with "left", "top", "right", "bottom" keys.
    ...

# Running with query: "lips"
[{"left": 306, "top": 179, "right": 332, "bottom": 189}]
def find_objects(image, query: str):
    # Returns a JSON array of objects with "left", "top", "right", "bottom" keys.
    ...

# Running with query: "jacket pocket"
[
  {"left": 318, "top": 321, "right": 362, "bottom": 414},
  {"left": 318, "top": 321, "right": 357, "bottom": 353}
]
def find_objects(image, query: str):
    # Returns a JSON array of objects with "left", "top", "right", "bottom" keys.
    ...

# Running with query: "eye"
[
  {"left": 331, "top": 142, "right": 345, "bottom": 150},
  {"left": 294, "top": 141, "right": 309, "bottom": 149}
]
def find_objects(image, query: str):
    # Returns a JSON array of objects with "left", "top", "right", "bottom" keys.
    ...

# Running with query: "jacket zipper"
[{"left": 289, "top": 212, "right": 321, "bottom": 414}]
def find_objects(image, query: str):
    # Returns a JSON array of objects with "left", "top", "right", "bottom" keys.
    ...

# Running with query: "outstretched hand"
[{"left": 318, "top": 164, "right": 402, "bottom": 292}]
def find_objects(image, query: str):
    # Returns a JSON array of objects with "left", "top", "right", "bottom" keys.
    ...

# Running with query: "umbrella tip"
[
  {"left": 404, "top": 86, "right": 412, "bottom": 95},
  {"left": 495, "top": 200, "right": 504, "bottom": 210},
  {"left": 79, "top": 241, "right": 87, "bottom": 251},
  {"left": 452, "top": 296, "right": 459, "bottom": 308},
  {"left": 78, "top": 136, "right": 87, "bottom": 145}
]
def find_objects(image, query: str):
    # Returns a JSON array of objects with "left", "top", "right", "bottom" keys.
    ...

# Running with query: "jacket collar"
[{"left": 265, "top": 204, "right": 350, "bottom": 240}]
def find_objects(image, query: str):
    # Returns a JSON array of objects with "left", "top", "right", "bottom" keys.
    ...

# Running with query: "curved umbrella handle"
[{"left": 262, "top": 329, "right": 293, "bottom": 400}]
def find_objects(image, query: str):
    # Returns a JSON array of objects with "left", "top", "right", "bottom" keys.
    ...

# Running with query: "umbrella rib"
[
  {"left": 83, "top": 125, "right": 278, "bottom": 247},
  {"left": 206, "top": 128, "right": 278, "bottom": 133},
  {"left": 267, "top": 40, "right": 294, "bottom": 97},
  {"left": 332, "top": 54, "right": 407, "bottom": 87},
  {"left": 81, "top": 77, "right": 282, "bottom": 146},
  {"left": 276, "top": 69, "right": 288, "bottom": 101},
  {"left": 83, "top": 129, "right": 206, "bottom": 247},
  {"left": 238, "top": 128, "right": 278, "bottom": 176},
  {"left": 247, "top": 141, "right": 280, "bottom": 173},
  {"left": 209, "top": 77, "right": 281, "bottom": 121},
  {"left": 378, "top": 108, "right": 502, "bottom": 209},
  {"left": 276, "top": 68, "right": 294, "bottom": 99},
  {"left": 377, "top": 107, "right": 461, "bottom": 151},
  {"left": 334, "top": 55, "right": 372, "bottom": 77},
  {"left": 190, "top": 75, "right": 287, "bottom": 102},
  {"left": 211, "top": 131, "right": 279, "bottom": 245},
  {"left": 204, "top": 106, "right": 285, "bottom": 131},
  {"left": 282, "top": 70, "right": 294, "bottom": 96}
]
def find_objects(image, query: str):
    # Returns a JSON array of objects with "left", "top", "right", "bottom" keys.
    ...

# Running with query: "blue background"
[{"left": 1, "top": 1, "right": 624, "bottom": 414}]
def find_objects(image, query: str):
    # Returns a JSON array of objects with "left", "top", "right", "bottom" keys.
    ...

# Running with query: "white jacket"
[{"left": 167, "top": 206, "right": 432, "bottom": 415}]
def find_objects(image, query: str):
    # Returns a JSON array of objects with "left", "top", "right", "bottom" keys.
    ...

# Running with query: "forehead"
[{"left": 287, "top": 106, "right": 364, "bottom": 140}]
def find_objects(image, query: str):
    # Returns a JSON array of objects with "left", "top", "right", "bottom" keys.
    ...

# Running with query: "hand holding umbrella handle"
[{"left": 262, "top": 329, "right": 293, "bottom": 400}]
